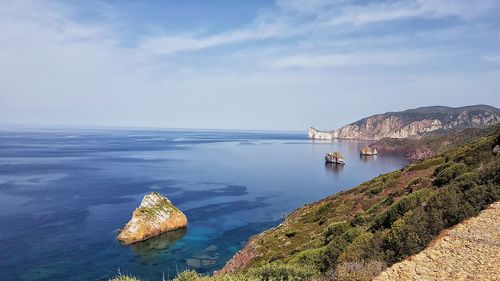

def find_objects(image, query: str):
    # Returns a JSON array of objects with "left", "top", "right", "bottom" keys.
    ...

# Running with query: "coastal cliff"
[
  {"left": 118, "top": 192, "right": 187, "bottom": 244},
  {"left": 369, "top": 125, "right": 499, "bottom": 161},
  {"left": 217, "top": 127, "right": 500, "bottom": 279},
  {"left": 309, "top": 105, "right": 500, "bottom": 140}
]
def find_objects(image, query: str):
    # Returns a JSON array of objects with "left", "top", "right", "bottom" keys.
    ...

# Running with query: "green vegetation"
[
  {"left": 372, "top": 125, "right": 499, "bottom": 161},
  {"left": 109, "top": 273, "right": 141, "bottom": 281},
  {"left": 111, "top": 128, "right": 500, "bottom": 281}
]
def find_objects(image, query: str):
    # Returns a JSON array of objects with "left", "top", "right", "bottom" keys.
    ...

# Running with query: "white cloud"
[
  {"left": 0, "top": 0, "right": 498, "bottom": 130},
  {"left": 136, "top": 24, "right": 285, "bottom": 57},
  {"left": 327, "top": 0, "right": 495, "bottom": 26},
  {"left": 266, "top": 50, "right": 437, "bottom": 69}
]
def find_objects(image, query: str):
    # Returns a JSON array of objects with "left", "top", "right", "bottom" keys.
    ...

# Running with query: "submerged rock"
[
  {"left": 118, "top": 192, "right": 187, "bottom": 244},
  {"left": 325, "top": 152, "right": 345, "bottom": 164}
]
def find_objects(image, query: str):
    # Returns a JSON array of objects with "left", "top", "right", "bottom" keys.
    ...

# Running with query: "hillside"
[
  {"left": 215, "top": 127, "right": 500, "bottom": 280},
  {"left": 113, "top": 127, "right": 500, "bottom": 281},
  {"left": 309, "top": 105, "right": 500, "bottom": 140},
  {"left": 369, "top": 125, "right": 500, "bottom": 161}
]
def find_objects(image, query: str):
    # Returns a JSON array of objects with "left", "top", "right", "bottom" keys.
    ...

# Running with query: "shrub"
[
  {"left": 324, "top": 221, "right": 351, "bottom": 244},
  {"left": 337, "top": 232, "right": 383, "bottom": 264},
  {"left": 248, "top": 264, "right": 317, "bottom": 281},
  {"left": 173, "top": 271, "right": 204, "bottom": 281},
  {"left": 288, "top": 247, "right": 327, "bottom": 270},
  {"left": 432, "top": 162, "right": 469, "bottom": 187},
  {"left": 371, "top": 188, "right": 433, "bottom": 230},
  {"left": 285, "top": 231, "right": 297, "bottom": 238},
  {"left": 382, "top": 207, "right": 430, "bottom": 262},
  {"left": 407, "top": 157, "right": 444, "bottom": 172},
  {"left": 322, "top": 236, "right": 350, "bottom": 272},
  {"left": 109, "top": 273, "right": 142, "bottom": 281}
]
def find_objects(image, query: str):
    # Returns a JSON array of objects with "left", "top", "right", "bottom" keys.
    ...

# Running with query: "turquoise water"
[{"left": 0, "top": 128, "right": 409, "bottom": 280}]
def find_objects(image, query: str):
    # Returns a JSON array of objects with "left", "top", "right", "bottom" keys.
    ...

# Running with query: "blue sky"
[{"left": 1, "top": 0, "right": 499, "bottom": 131}]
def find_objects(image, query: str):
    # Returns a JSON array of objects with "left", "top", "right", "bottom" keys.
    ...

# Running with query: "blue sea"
[{"left": 0, "top": 128, "right": 409, "bottom": 281}]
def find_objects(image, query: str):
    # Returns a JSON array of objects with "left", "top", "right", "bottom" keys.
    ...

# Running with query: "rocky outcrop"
[
  {"left": 325, "top": 152, "right": 345, "bottom": 164},
  {"left": 360, "top": 146, "right": 376, "bottom": 156},
  {"left": 369, "top": 125, "right": 499, "bottom": 161},
  {"left": 118, "top": 192, "right": 187, "bottom": 244},
  {"left": 309, "top": 105, "right": 500, "bottom": 140},
  {"left": 374, "top": 201, "right": 500, "bottom": 281},
  {"left": 308, "top": 127, "right": 332, "bottom": 140}
]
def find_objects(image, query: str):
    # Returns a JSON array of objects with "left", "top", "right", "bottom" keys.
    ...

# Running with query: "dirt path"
[{"left": 374, "top": 201, "right": 500, "bottom": 281}]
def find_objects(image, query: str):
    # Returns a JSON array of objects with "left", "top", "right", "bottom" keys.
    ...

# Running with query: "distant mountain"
[{"left": 309, "top": 105, "right": 500, "bottom": 140}]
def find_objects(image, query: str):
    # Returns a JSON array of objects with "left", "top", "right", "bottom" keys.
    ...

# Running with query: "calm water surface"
[{"left": 0, "top": 129, "right": 409, "bottom": 281}]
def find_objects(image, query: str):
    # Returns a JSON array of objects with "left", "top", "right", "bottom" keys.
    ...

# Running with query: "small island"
[
  {"left": 325, "top": 152, "right": 345, "bottom": 164},
  {"left": 360, "top": 146, "right": 378, "bottom": 156},
  {"left": 118, "top": 192, "right": 187, "bottom": 244}
]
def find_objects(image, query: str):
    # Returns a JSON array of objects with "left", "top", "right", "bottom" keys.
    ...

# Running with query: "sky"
[{"left": 1, "top": 0, "right": 499, "bottom": 131}]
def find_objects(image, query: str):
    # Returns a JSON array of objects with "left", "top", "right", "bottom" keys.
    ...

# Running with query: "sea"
[{"left": 0, "top": 128, "right": 409, "bottom": 281}]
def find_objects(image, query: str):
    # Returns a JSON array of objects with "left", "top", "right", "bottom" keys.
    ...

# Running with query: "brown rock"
[
  {"left": 360, "top": 146, "right": 374, "bottom": 156},
  {"left": 118, "top": 192, "right": 187, "bottom": 244}
]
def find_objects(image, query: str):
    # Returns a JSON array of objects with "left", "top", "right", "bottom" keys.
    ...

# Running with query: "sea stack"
[
  {"left": 360, "top": 146, "right": 374, "bottom": 156},
  {"left": 118, "top": 192, "right": 187, "bottom": 244},
  {"left": 325, "top": 152, "right": 345, "bottom": 164}
]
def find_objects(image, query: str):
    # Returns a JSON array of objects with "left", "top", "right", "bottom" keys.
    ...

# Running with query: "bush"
[
  {"left": 382, "top": 207, "right": 430, "bottom": 262},
  {"left": 109, "top": 273, "right": 142, "bottom": 281},
  {"left": 322, "top": 236, "right": 350, "bottom": 272},
  {"left": 173, "top": 271, "right": 205, "bottom": 281},
  {"left": 324, "top": 221, "right": 351, "bottom": 244},
  {"left": 248, "top": 264, "right": 317, "bottom": 281},
  {"left": 337, "top": 232, "right": 383, "bottom": 264},
  {"left": 432, "top": 162, "right": 469, "bottom": 187},
  {"left": 371, "top": 188, "right": 433, "bottom": 230},
  {"left": 407, "top": 157, "right": 444, "bottom": 172},
  {"left": 288, "top": 247, "right": 327, "bottom": 270}
]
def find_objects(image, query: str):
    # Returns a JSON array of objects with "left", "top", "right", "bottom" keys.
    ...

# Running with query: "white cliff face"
[
  {"left": 309, "top": 106, "right": 500, "bottom": 140},
  {"left": 308, "top": 127, "right": 333, "bottom": 140}
]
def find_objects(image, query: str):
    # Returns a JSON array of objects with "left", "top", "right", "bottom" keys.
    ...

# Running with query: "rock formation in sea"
[
  {"left": 308, "top": 105, "right": 500, "bottom": 140},
  {"left": 360, "top": 146, "right": 375, "bottom": 156},
  {"left": 325, "top": 152, "right": 345, "bottom": 164},
  {"left": 118, "top": 192, "right": 187, "bottom": 244}
]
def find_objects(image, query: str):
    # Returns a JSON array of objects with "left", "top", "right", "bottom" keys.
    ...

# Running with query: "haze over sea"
[{"left": 0, "top": 128, "right": 409, "bottom": 281}]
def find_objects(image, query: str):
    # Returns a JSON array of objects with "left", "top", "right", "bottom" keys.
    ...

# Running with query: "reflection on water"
[
  {"left": 324, "top": 162, "right": 344, "bottom": 175},
  {"left": 360, "top": 155, "right": 377, "bottom": 162},
  {"left": 131, "top": 227, "right": 187, "bottom": 255}
]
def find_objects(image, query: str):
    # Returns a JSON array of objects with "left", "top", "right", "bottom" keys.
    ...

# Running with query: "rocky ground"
[{"left": 374, "top": 201, "right": 500, "bottom": 281}]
